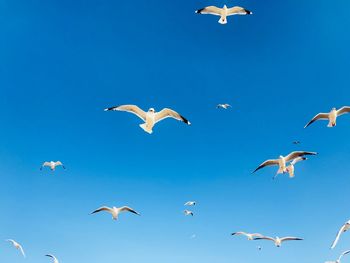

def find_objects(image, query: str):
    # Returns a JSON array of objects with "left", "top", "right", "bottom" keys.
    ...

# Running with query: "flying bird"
[
  {"left": 6, "top": 239, "right": 25, "bottom": 258},
  {"left": 104, "top": 105, "right": 191, "bottom": 134},
  {"left": 293, "top": 141, "right": 301, "bottom": 145},
  {"left": 46, "top": 254, "right": 59, "bottom": 263},
  {"left": 252, "top": 151, "right": 317, "bottom": 175},
  {"left": 304, "top": 106, "right": 350, "bottom": 128},
  {"left": 41, "top": 161, "right": 65, "bottom": 171},
  {"left": 184, "top": 201, "right": 196, "bottom": 206},
  {"left": 195, "top": 5, "right": 252, "bottom": 24},
  {"left": 325, "top": 250, "right": 350, "bottom": 263},
  {"left": 331, "top": 220, "right": 350, "bottom": 249},
  {"left": 217, "top": 104, "right": 231, "bottom": 109},
  {"left": 91, "top": 205, "right": 140, "bottom": 220},
  {"left": 184, "top": 210, "right": 194, "bottom": 216},
  {"left": 285, "top": 157, "right": 307, "bottom": 178},
  {"left": 231, "top": 232, "right": 263, "bottom": 240},
  {"left": 253, "top": 236, "right": 303, "bottom": 247}
]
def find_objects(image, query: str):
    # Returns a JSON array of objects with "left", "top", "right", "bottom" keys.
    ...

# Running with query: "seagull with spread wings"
[
  {"left": 184, "top": 201, "right": 196, "bottom": 206},
  {"left": 304, "top": 106, "right": 350, "bottom": 128},
  {"left": 195, "top": 5, "right": 252, "bottom": 24},
  {"left": 6, "top": 239, "right": 25, "bottom": 258},
  {"left": 326, "top": 250, "right": 350, "bottom": 263},
  {"left": 184, "top": 210, "right": 194, "bottom": 216},
  {"left": 41, "top": 161, "right": 65, "bottom": 171},
  {"left": 217, "top": 104, "right": 231, "bottom": 109},
  {"left": 331, "top": 220, "right": 350, "bottom": 249},
  {"left": 231, "top": 232, "right": 263, "bottom": 240},
  {"left": 91, "top": 205, "right": 140, "bottom": 220},
  {"left": 252, "top": 151, "right": 317, "bottom": 175},
  {"left": 46, "top": 254, "right": 59, "bottom": 263},
  {"left": 104, "top": 105, "right": 191, "bottom": 134},
  {"left": 253, "top": 236, "right": 303, "bottom": 247}
]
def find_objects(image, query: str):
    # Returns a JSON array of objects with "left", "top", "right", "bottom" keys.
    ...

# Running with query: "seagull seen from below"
[
  {"left": 253, "top": 236, "right": 303, "bottom": 247},
  {"left": 253, "top": 151, "right": 317, "bottom": 176},
  {"left": 331, "top": 220, "right": 350, "bottom": 249},
  {"left": 217, "top": 104, "right": 231, "bottom": 109},
  {"left": 91, "top": 205, "right": 140, "bottom": 220},
  {"left": 46, "top": 254, "right": 59, "bottom": 263},
  {"left": 104, "top": 105, "right": 191, "bottom": 134},
  {"left": 184, "top": 210, "right": 194, "bottom": 216},
  {"left": 184, "top": 201, "right": 196, "bottom": 206},
  {"left": 325, "top": 250, "right": 350, "bottom": 263},
  {"left": 6, "top": 239, "right": 25, "bottom": 258},
  {"left": 231, "top": 232, "right": 263, "bottom": 240},
  {"left": 41, "top": 161, "right": 65, "bottom": 171},
  {"left": 195, "top": 5, "right": 252, "bottom": 24},
  {"left": 304, "top": 106, "right": 350, "bottom": 128}
]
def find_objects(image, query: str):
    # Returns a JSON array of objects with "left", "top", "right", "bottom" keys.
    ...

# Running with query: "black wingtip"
[
  {"left": 245, "top": 9, "right": 253, "bottom": 15},
  {"left": 195, "top": 8, "right": 204, "bottom": 14}
]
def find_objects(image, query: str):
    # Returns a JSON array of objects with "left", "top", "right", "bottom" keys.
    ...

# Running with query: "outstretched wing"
[
  {"left": 195, "top": 6, "right": 222, "bottom": 16},
  {"left": 252, "top": 159, "right": 279, "bottom": 173},
  {"left": 339, "top": 250, "right": 350, "bottom": 261},
  {"left": 46, "top": 254, "right": 58, "bottom": 263},
  {"left": 155, "top": 108, "right": 191, "bottom": 125},
  {"left": 253, "top": 236, "right": 275, "bottom": 242},
  {"left": 290, "top": 157, "right": 307, "bottom": 165},
  {"left": 119, "top": 206, "right": 140, "bottom": 215},
  {"left": 227, "top": 6, "right": 252, "bottom": 16},
  {"left": 91, "top": 206, "right": 112, "bottom": 215},
  {"left": 280, "top": 237, "right": 303, "bottom": 242},
  {"left": 104, "top": 105, "right": 147, "bottom": 121},
  {"left": 337, "top": 106, "right": 350, "bottom": 116},
  {"left": 331, "top": 224, "right": 347, "bottom": 249},
  {"left": 285, "top": 151, "right": 317, "bottom": 162},
  {"left": 232, "top": 231, "right": 248, "bottom": 236},
  {"left": 304, "top": 113, "right": 329, "bottom": 128},
  {"left": 19, "top": 245, "right": 25, "bottom": 258}
]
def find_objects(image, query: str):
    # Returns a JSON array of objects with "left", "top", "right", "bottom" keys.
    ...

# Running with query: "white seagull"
[
  {"left": 285, "top": 157, "right": 307, "bottom": 178},
  {"left": 46, "top": 254, "right": 59, "bottom": 263},
  {"left": 184, "top": 201, "right": 196, "bottom": 206},
  {"left": 253, "top": 236, "right": 303, "bottom": 247},
  {"left": 195, "top": 5, "right": 252, "bottom": 24},
  {"left": 6, "top": 239, "right": 25, "bottom": 258},
  {"left": 41, "top": 161, "right": 65, "bottom": 171},
  {"left": 91, "top": 205, "right": 140, "bottom": 220},
  {"left": 253, "top": 151, "right": 317, "bottom": 175},
  {"left": 331, "top": 220, "right": 350, "bottom": 249},
  {"left": 231, "top": 232, "right": 263, "bottom": 240},
  {"left": 217, "top": 104, "right": 231, "bottom": 109},
  {"left": 304, "top": 106, "right": 350, "bottom": 128},
  {"left": 184, "top": 210, "right": 194, "bottom": 216},
  {"left": 104, "top": 105, "right": 191, "bottom": 134},
  {"left": 325, "top": 250, "right": 350, "bottom": 263}
]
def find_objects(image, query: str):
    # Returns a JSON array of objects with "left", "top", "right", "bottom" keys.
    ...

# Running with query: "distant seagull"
[
  {"left": 257, "top": 246, "right": 262, "bottom": 251},
  {"left": 195, "top": 5, "right": 252, "bottom": 24},
  {"left": 217, "top": 104, "right": 231, "bottom": 109},
  {"left": 40, "top": 161, "right": 65, "bottom": 171},
  {"left": 331, "top": 220, "right": 350, "bottom": 249},
  {"left": 6, "top": 239, "right": 25, "bottom": 258},
  {"left": 253, "top": 236, "right": 303, "bottom": 247},
  {"left": 304, "top": 106, "right": 350, "bottom": 128},
  {"left": 285, "top": 157, "right": 307, "bottom": 178},
  {"left": 325, "top": 250, "right": 350, "bottom": 263},
  {"left": 231, "top": 232, "right": 263, "bottom": 240},
  {"left": 184, "top": 201, "right": 196, "bottom": 206},
  {"left": 184, "top": 210, "right": 194, "bottom": 216},
  {"left": 91, "top": 205, "right": 140, "bottom": 220},
  {"left": 46, "top": 254, "right": 59, "bottom": 263},
  {"left": 253, "top": 151, "right": 317, "bottom": 175},
  {"left": 293, "top": 141, "right": 301, "bottom": 145},
  {"left": 104, "top": 105, "right": 191, "bottom": 134}
]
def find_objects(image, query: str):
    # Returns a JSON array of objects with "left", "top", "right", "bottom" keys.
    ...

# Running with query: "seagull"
[
  {"left": 253, "top": 236, "right": 303, "bottom": 247},
  {"left": 217, "top": 104, "right": 231, "bottom": 109},
  {"left": 46, "top": 254, "right": 59, "bottom": 263},
  {"left": 184, "top": 210, "right": 194, "bottom": 216},
  {"left": 293, "top": 141, "right": 301, "bottom": 145},
  {"left": 6, "top": 239, "right": 25, "bottom": 258},
  {"left": 40, "top": 161, "right": 65, "bottom": 171},
  {"left": 231, "top": 232, "right": 263, "bottom": 240},
  {"left": 91, "top": 205, "right": 140, "bottom": 220},
  {"left": 304, "top": 106, "right": 350, "bottom": 128},
  {"left": 325, "top": 250, "right": 350, "bottom": 263},
  {"left": 104, "top": 105, "right": 191, "bottom": 134},
  {"left": 285, "top": 157, "right": 307, "bottom": 178},
  {"left": 184, "top": 201, "right": 196, "bottom": 206},
  {"left": 331, "top": 220, "right": 350, "bottom": 249},
  {"left": 195, "top": 5, "right": 252, "bottom": 24},
  {"left": 252, "top": 151, "right": 317, "bottom": 175}
]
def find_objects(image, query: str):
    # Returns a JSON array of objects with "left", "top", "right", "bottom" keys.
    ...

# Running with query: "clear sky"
[{"left": 1, "top": 0, "right": 350, "bottom": 262}]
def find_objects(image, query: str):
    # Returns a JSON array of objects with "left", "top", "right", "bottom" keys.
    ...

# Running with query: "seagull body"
[
  {"left": 285, "top": 157, "right": 307, "bottom": 178},
  {"left": 6, "top": 239, "right": 25, "bottom": 258},
  {"left": 184, "top": 210, "right": 194, "bottom": 216},
  {"left": 46, "top": 254, "right": 59, "bottom": 263},
  {"left": 91, "top": 205, "right": 140, "bottom": 220},
  {"left": 304, "top": 107, "right": 350, "bottom": 128},
  {"left": 217, "top": 104, "right": 231, "bottom": 109},
  {"left": 325, "top": 250, "right": 350, "bottom": 263},
  {"left": 231, "top": 232, "right": 263, "bottom": 240},
  {"left": 184, "top": 201, "right": 196, "bottom": 206},
  {"left": 104, "top": 105, "right": 190, "bottom": 134},
  {"left": 41, "top": 161, "right": 65, "bottom": 171},
  {"left": 253, "top": 236, "right": 303, "bottom": 247},
  {"left": 195, "top": 5, "right": 252, "bottom": 24},
  {"left": 253, "top": 151, "right": 317, "bottom": 175},
  {"left": 331, "top": 220, "right": 350, "bottom": 249}
]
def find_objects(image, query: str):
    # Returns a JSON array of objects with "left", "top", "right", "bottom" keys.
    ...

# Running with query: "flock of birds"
[{"left": 4, "top": 2, "right": 350, "bottom": 263}]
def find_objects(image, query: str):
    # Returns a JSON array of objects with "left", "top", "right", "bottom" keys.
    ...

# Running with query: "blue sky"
[{"left": 1, "top": 0, "right": 350, "bottom": 262}]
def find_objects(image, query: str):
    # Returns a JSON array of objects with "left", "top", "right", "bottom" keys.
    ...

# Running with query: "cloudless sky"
[{"left": 1, "top": 0, "right": 350, "bottom": 262}]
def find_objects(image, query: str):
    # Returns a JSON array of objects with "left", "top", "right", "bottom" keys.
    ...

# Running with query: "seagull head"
[
  {"left": 148, "top": 108, "right": 155, "bottom": 113},
  {"left": 332, "top": 107, "right": 336, "bottom": 111}
]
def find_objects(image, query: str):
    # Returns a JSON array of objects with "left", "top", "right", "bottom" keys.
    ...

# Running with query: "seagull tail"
[
  {"left": 139, "top": 124, "right": 153, "bottom": 134},
  {"left": 218, "top": 16, "right": 227, "bottom": 24}
]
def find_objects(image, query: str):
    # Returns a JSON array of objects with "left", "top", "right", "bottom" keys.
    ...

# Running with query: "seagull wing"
[
  {"left": 104, "top": 105, "right": 147, "bottom": 121},
  {"left": 19, "top": 245, "right": 25, "bottom": 258},
  {"left": 91, "top": 206, "right": 113, "bottom": 215},
  {"left": 291, "top": 157, "right": 307, "bottom": 165},
  {"left": 231, "top": 232, "right": 248, "bottom": 236},
  {"left": 280, "top": 237, "right": 303, "bottom": 242},
  {"left": 227, "top": 6, "right": 252, "bottom": 16},
  {"left": 304, "top": 113, "right": 329, "bottom": 128},
  {"left": 41, "top": 162, "right": 50, "bottom": 170},
  {"left": 195, "top": 6, "right": 222, "bottom": 16},
  {"left": 337, "top": 106, "right": 350, "bottom": 116},
  {"left": 119, "top": 206, "right": 140, "bottom": 215},
  {"left": 331, "top": 224, "right": 347, "bottom": 249},
  {"left": 154, "top": 108, "right": 191, "bottom": 125},
  {"left": 253, "top": 236, "right": 275, "bottom": 242},
  {"left": 285, "top": 151, "right": 317, "bottom": 162},
  {"left": 46, "top": 254, "right": 58, "bottom": 263},
  {"left": 6, "top": 239, "right": 15, "bottom": 245},
  {"left": 252, "top": 159, "right": 279, "bottom": 173},
  {"left": 339, "top": 250, "right": 350, "bottom": 261}
]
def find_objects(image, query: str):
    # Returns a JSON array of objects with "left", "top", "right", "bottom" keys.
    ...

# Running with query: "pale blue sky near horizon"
[{"left": 1, "top": 0, "right": 350, "bottom": 262}]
